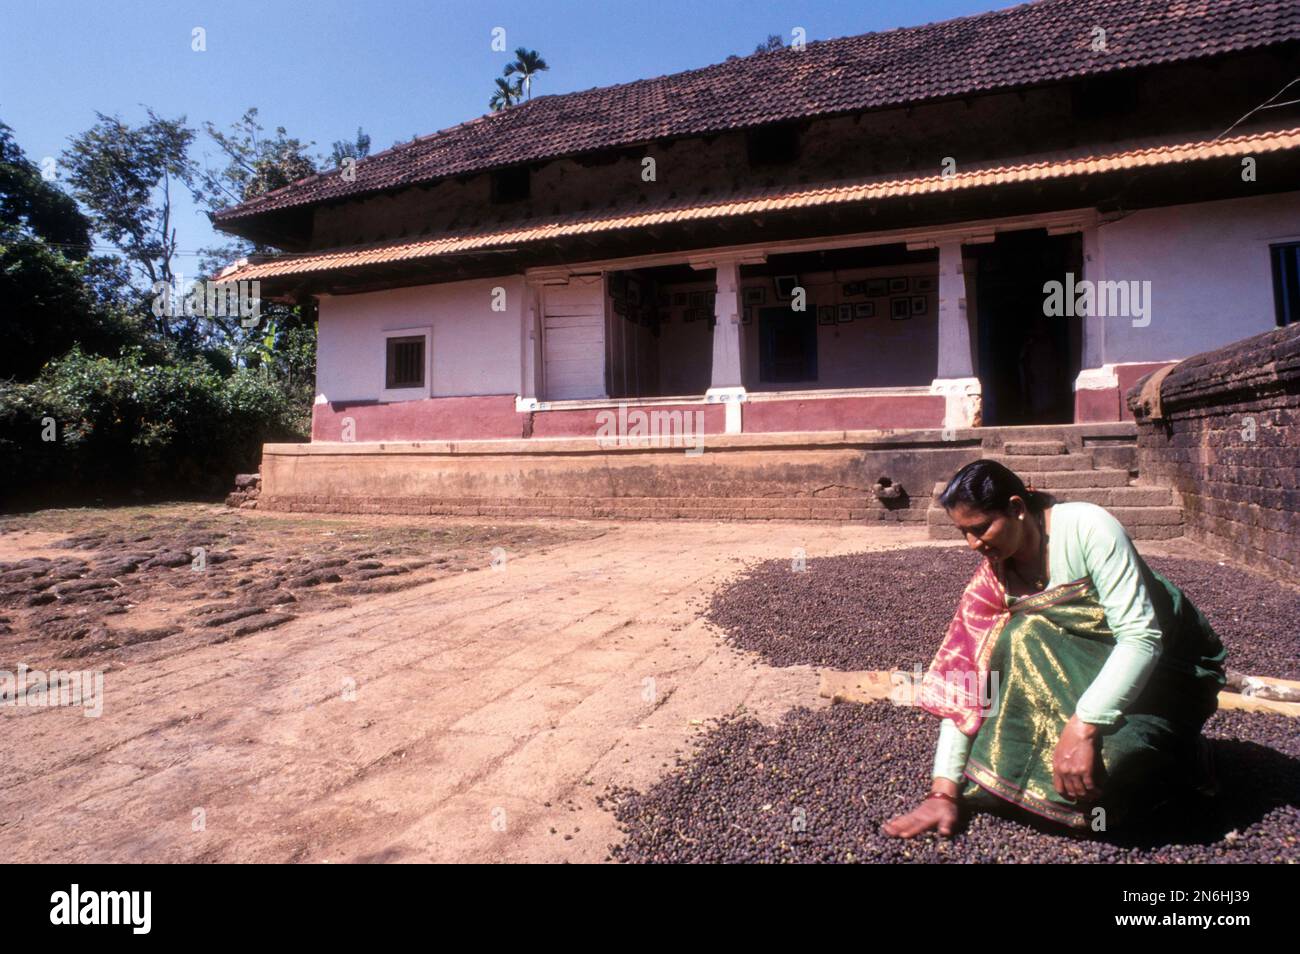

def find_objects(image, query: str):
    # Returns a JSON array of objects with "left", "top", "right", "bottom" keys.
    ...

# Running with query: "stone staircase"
[{"left": 926, "top": 436, "right": 1183, "bottom": 541}]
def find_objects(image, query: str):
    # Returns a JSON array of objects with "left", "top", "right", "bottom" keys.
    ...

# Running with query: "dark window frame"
[
  {"left": 746, "top": 122, "right": 801, "bottom": 167},
  {"left": 385, "top": 334, "right": 426, "bottom": 390},
  {"left": 757, "top": 306, "right": 818, "bottom": 384},
  {"left": 490, "top": 165, "right": 531, "bottom": 203},
  {"left": 1271, "top": 241, "right": 1300, "bottom": 327}
]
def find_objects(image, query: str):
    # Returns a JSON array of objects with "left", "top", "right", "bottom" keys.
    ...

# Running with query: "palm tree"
[
  {"left": 489, "top": 77, "right": 524, "bottom": 112},
  {"left": 504, "top": 48, "right": 549, "bottom": 101}
]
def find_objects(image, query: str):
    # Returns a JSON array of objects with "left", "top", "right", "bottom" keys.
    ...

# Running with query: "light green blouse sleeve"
[
  {"left": 1068, "top": 505, "right": 1164, "bottom": 726},
  {"left": 933, "top": 717, "right": 972, "bottom": 782}
]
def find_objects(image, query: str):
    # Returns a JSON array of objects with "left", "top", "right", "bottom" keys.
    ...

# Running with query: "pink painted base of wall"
[
  {"left": 310, "top": 392, "right": 949, "bottom": 443},
  {"left": 1074, "top": 362, "right": 1176, "bottom": 423},
  {"left": 743, "top": 395, "right": 945, "bottom": 432},
  {"left": 530, "top": 403, "right": 726, "bottom": 437},
  {"left": 312, "top": 395, "right": 522, "bottom": 442}
]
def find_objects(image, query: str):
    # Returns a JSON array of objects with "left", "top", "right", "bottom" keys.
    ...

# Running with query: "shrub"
[{"left": 0, "top": 347, "right": 306, "bottom": 504}]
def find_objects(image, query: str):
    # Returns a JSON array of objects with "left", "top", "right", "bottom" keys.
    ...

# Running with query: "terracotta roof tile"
[
  {"left": 214, "top": 0, "right": 1300, "bottom": 224},
  {"left": 217, "top": 125, "right": 1300, "bottom": 283}
]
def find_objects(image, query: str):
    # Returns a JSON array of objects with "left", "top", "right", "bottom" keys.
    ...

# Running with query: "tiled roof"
[
  {"left": 213, "top": 0, "right": 1300, "bottom": 224},
  {"left": 217, "top": 125, "right": 1300, "bottom": 283}
]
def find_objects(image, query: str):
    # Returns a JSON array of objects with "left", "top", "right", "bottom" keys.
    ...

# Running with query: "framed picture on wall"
[
  {"left": 855, "top": 302, "right": 875, "bottom": 318},
  {"left": 913, "top": 276, "right": 936, "bottom": 293},
  {"left": 842, "top": 281, "right": 864, "bottom": 297},
  {"left": 888, "top": 277, "right": 909, "bottom": 293},
  {"left": 742, "top": 306, "right": 754, "bottom": 325},
  {"left": 817, "top": 305, "right": 835, "bottom": 325},
  {"left": 837, "top": 304, "right": 854, "bottom": 323},
  {"left": 743, "top": 287, "right": 766, "bottom": 305},
  {"left": 689, "top": 291, "right": 706, "bottom": 307},
  {"left": 865, "top": 278, "right": 888, "bottom": 296},
  {"left": 890, "top": 297, "right": 911, "bottom": 320},
  {"left": 910, "top": 296, "right": 927, "bottom": 315},
  {"left": 774, "top": 275, "right": 800, "bottom": 299},
  {"left": 673, "top": 291, "right": 688, "bottom": 306}
]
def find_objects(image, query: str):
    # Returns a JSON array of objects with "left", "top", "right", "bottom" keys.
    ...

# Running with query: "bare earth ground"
[{"left": 0, "top": 505, "right": 1226, "bottom": 863}]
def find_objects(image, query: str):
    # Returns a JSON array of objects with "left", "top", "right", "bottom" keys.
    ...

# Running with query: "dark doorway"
[
  {"left": 973, "top": 230, "right": 1082, "bottom": 425},
  {"left": 758, "top": 306, "right": 817, "bottom": 384}
]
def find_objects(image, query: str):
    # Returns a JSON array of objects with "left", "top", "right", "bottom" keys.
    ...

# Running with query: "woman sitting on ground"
[{"left": 883, "top": 459, "right": 1227, "bottom": 838}]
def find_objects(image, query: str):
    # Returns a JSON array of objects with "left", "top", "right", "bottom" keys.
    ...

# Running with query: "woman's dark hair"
[{"left": 938, "top": 459, "right": 1055, "bottom": 516}]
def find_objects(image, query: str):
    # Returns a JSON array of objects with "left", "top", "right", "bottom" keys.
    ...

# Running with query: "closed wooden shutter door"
[{"left": 543, "top": 276, "right": 606, "bottom": 400}]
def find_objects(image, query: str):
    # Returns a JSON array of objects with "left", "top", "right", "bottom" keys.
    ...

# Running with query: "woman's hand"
[
  {"left": 1053, "top": 715, "right": 1103, "bottom": 801},
  {"left": 882, "top": 783, "right": 960, "bottom": 839}
]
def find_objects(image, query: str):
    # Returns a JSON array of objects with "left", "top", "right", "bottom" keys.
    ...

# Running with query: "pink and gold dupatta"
[{"left": 918, "top": 560, "right": 1010, "bottom": 736}]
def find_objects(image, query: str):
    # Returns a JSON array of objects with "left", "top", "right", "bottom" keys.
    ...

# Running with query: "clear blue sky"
[{"left": 1, "top": 0, "right": 1020, "bottom": 266}]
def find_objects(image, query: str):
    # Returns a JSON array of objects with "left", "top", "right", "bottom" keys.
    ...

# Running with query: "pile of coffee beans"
[
  {"left": 705, "top": 546, "right": 982, "bottom": 671},
  {"left": 1146, "top": 556, "right": 1300, "bottom": 680},
  {"left": 706, "top": 547, "right": 1299, "bottom": 679},
  {"left": 601, "top": 702, "right": 1299, "bottom": 863}
]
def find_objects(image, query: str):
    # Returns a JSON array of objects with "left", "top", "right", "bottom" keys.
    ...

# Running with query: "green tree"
[
  {"left": 330, "top": 127, "right": 371, "bottom": 166},
  {"left": 489, "top": 77, "right": 525, "bottom": 112},
  {"left": 194, "top": 108, "right": 322, "bottom": 406},
  {"left": 1, "top": 120, "right": 146, "bottom": 378},
  {"left": 61, "top": 109, "right": 199, "bottom": 341},
  {"left": 503, "top": 48, "right": 549, "bottom": 101},
  {"left": 197, "top": 107, "right": 317, "bottom": 211},
  {"left": 0, "top": 121, "right": 90, "bottom": 257}
]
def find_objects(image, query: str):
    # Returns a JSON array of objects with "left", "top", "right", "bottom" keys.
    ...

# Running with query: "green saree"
[{"left": 924, "top": 560, "right": 1227, "bottom": 830}]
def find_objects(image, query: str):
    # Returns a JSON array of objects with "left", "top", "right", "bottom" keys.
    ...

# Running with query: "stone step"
[
  {"left": 1019, "top": 469, "right": 1131, "bottom": 488},
  {"left": 927, "top": 502, "right": 1180, "bottom": 525},
  {"left": 1090, "top": 445, "right": 1138, "bottom": 473},
  {"left": 1003, "top": 440, "right": 1068, "bottom": 456},
  {"left": 928, "top": 506, "right": 1183, "bottom": 540},
  {"left": 932, "top": 469, "right": 1132, "bottom": 496},
  {"left": 988, "top": 453, "right": 1095, "bottom": 471},
  {"left": 1044, "top": 487, "right": 1174, "bottom": 506},
  {"left": 927, "top": 485, "right": 1173, "bottom": 509},
  {"left": 928, "top": 522, "right": 1184, "bottom": 542}
]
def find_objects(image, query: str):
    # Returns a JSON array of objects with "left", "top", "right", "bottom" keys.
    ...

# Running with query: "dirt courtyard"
[{"left": 0, "top": 505, "right": 1234, "bottom": 862}]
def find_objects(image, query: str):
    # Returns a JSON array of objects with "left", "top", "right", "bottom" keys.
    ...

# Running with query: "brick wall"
[{"left": 1127, "top": 323, "right": 1300, "bottom": 580}]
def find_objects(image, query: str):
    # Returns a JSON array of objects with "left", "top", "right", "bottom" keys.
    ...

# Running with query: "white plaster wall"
[
  {"left": 315, "top": 276, "right": 525, "bottom": 402},
  {"left": 1097, "top": 192, "right": 1300, "bottom": 364}
]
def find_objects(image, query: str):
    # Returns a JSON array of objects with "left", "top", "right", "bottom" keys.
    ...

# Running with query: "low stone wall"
[
  {"left": 260, "top": 433, "right": 967, "bottom": 522},
  {"left": 257, "top": 423, "right": 1135, "bottom": 523},
  {"left": 1127, "top": 323, "right": 1300, "bottom": 580}
]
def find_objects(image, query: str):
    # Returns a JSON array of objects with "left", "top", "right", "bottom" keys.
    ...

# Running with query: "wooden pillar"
[
  {"left": 930, "top": 240, "right": 981, "bottom": 429},
  {"left": 709, "top": 259, "right": 743, "bottom": 390}
]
